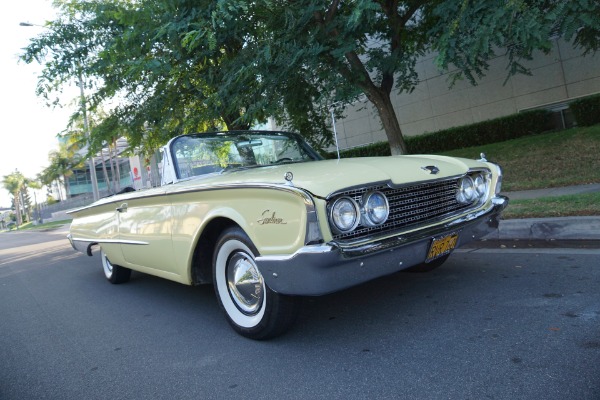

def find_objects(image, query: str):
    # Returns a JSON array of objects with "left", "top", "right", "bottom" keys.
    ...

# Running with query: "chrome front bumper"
[{"left": 257, "top": 196, "right": 508, "bottom": 296}]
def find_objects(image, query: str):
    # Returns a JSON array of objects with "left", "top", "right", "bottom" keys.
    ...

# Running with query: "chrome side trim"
[
  {"left": 67, "top": 183, "right": 323, "bottom": 245},
  {"left": 69, "top": 237, "right": 149, "bottom": 246},
  {"left": 69, "top": 183, "right": 323, "bottom": 246},
  {"left": 69, "top": 236, "right": 149, "bottom": 256},
  {"left": 256, "top": 245, "right": 334, "bottom": 263}
]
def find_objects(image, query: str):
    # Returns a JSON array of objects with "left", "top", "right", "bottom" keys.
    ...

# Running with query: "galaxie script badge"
[{"left": 257, "top": 210, "right": 287, "bottom": 225}]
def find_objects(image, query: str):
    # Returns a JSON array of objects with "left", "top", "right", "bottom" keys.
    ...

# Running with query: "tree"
[
  {"left": 21, "top": 0, "right": 599, "bottom": 157},
  {"left": 39, "top": 138, "right": 84, "bottom": 200},
  {"left": 2, "top": 172, "right": 25, "bottom": 226},
  {"left": 21, "top": 0, "right": 334, "bottom": 156},
  {"left": 216, "top": 0, "right": 599, "bottom": 155},
  {"left": 18, "top": 1, "right": 240, "bottom": 153},
  {"left": 2, "top": 171, "right": 38, "bottom": 226}
]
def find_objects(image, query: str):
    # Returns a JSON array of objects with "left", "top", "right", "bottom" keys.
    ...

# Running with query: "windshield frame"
[{"left": 168, "top": 130, "right": 323, "bottom": 181}]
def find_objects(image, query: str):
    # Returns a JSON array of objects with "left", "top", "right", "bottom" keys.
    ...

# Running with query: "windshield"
[{"left": 170, "top": 131, "right": 321, "bottom": 180}]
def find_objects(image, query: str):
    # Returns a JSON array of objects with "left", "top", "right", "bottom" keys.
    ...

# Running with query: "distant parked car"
[{"left": 68, "top": 130, "right": 508, "bottom": 339}]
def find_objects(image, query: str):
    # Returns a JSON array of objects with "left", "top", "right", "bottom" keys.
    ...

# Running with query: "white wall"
[{"left": 332, "top": 39, "right": 600, "bottom": 150}]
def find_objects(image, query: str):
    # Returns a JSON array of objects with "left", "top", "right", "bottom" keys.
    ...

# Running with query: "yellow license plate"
[{"left": 425, "top": 232, "right": 459, "bottom": 262}]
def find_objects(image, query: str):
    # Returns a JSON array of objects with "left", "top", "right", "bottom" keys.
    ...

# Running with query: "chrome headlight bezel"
[
  {"left": 456, "top": 175, "right": 476, "bottom": 204},
  {"left": 457, "top": 170, "right": 492, "bottom": 205},
  {"left": 362, "top": 191, "right": 390, "bottom": 227},
  {"left": 329, "top": 196, "right": 361, "bottom": 234},
  {"left": 493, "top": 164, "right": 503, "bottom": 196},
  {"left": 473, "top": 173, "right": 488, "bottom": 197}
]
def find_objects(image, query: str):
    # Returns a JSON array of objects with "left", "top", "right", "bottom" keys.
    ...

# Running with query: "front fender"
[{"left": 169, "top": 187, "right": 318, "bottom": 282}]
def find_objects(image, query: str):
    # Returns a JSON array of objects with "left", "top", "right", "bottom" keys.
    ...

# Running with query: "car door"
[{"left": 116, "top": 188, "right": 176, "bottom": 276}]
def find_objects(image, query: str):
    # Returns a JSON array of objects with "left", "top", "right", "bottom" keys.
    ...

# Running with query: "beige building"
[{"left": 332, "top": 39, "right": 600, "bottom": 150}]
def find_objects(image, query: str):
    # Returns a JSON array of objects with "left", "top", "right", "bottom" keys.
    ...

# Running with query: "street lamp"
[{"left": 20, "top": 22, "right": 100, "bottom": 201}]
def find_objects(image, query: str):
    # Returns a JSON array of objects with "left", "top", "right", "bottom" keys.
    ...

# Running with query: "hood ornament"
[
  {"left": 284, "top": 171, "right": 294, "bottom": 187},
  {"left": 421, "top": 165, "right": 440, "bottom": 175}
]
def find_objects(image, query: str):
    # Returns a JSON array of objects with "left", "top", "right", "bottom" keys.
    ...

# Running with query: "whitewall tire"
[
  {"left": 213, "top": 227, "right": 299, "bottom": 340},
  {"left": 101, "top": 250, "right": 131, "bottom": 284}
]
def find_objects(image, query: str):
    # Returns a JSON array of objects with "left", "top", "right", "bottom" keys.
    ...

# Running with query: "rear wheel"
[
  {"left": 101, "top": 250, "right": 131, "bottom": 284},
  {"left": 213, "top": 227, "right": 299, "bottom": 340}
]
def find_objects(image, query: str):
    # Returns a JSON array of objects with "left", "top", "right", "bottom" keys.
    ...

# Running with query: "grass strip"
[
  {"left": 11, "top": 219, "right": 72, "bottom": 231},
  {"left": 440, "top": 125, "right": 600, "bottom": 191},
  {"left": 502, "top": 192, "right": 600, "bottom": 219}
]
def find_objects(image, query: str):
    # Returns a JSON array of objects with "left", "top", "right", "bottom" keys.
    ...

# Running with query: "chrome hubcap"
[
  {"left": 102, "top": 252, "right": 113, "bottom": 276},
  {"left": 226, "top": 252, "right": 264, "bottom": 315}
]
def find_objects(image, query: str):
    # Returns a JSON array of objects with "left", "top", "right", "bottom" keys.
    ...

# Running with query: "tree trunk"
[
  {"left": 149, "top": 152, "right": 161, "bottom": 187},
  {"left": 13, "top": 191, "right": 22, "bottom": 226},
  {"left": 113, "top": 138, "right": 121, "bottom": 192},
  {"left": 223, "top": 111, "right": 250, "bottom": 131},
  {"left": 99, "top": 150, "right": 112, "bottom": 195},
  {"left": 108, "top": 145, "right": 117, "bottom": 193},
  {"left": 338, "top": 46, "right": 409, "bottom": 156},
  {"left": 63, "top": 176, "right": 71, "bottom": 198},
  {"left": 365, "top": 89, "right": 408, "bottom": 155},
  {"left": 55, "top": 179, "right": 64, "bottom": 201}
]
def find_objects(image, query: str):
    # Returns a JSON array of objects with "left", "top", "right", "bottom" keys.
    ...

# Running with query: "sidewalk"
[{"left": 496, "top": 183, "right": 600, "bottom": 241}]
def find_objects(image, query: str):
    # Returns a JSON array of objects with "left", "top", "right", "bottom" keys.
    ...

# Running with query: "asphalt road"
[{"left": 1, "top": 227, "right": 599, "bottom": 400}]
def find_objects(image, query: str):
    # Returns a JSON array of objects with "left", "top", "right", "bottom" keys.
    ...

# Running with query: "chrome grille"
[{"left": 331, "top": 178, "right": 470, "bottom": 241}]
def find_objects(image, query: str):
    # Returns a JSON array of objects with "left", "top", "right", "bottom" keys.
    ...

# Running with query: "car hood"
[{"left": 169, "top": 155, "right": 482, "bottom": 198}]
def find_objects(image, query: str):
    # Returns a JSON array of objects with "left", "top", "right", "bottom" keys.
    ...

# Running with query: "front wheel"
[
  {"left": 101, "top": 250, "right": 131, "bottom": 284},
  {"left": 213, "top": 227, "right": 299, "bottom": 340}
]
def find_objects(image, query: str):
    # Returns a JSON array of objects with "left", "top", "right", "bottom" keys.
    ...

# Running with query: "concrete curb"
[
  {"left": 502, "top": 183, "right": 600, "bottom": 201},
  {"left": 485, "top": 216, "right": 600, "bottom": 240}
]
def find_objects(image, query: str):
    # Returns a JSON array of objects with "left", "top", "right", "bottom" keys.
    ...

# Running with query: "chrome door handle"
[{"left": 116, "top": 203, "right": 128, "bottom": 213}]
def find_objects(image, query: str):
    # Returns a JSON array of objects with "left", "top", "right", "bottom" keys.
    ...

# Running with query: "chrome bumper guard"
[
  {"left": 67, "top": 234, "right": 98, "bottom": 256},
  {"left": 257, "top": 196, "right": 508, "bottom": 296}
]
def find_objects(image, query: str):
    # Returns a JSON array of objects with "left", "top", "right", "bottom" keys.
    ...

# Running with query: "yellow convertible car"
[{"left": 68, "top": 130, "right": 507, "bottom": 339}]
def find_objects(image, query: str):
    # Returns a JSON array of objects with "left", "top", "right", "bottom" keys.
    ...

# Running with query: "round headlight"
[
  {"left": 362, "top": 191, "right": 389, "bottom": 226},
  {"left": 330, "top": 197, "right": 360, "bottom": 233},
  {"left": 473, "top": 174, "right": 488, "bottom": 198},
  {"left": 456, "top": 176, "right": 476, "bottom": 204}
]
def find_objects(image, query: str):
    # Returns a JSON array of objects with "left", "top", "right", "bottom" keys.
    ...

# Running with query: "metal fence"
[{"left": 39, "top": 190, "right": 110, "bottom": 219}]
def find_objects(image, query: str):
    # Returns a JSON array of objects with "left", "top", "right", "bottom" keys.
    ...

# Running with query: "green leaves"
[
  {"left": 19, "top": 0, "right": 600, "bottom": 159},
  {"left": 429, "top": 0, "right": 600, "bottom": 84}
]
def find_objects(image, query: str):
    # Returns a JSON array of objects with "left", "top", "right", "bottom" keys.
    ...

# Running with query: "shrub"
[
  {"left": 406, "top": 109, "right": 551, "bottom": 154},
  {"left": 328, "top": 109, "right": 552, "bottom": 157},
  {"left": 570, "top": 93, "right": 600, "bottom": 127},
  {"left": 46, "top": 196, "right": 60, "bottom": 205}
]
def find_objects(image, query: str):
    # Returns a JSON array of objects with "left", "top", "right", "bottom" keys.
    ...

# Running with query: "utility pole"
[
  {"left": 20, "top": 21, "right": 100, "bottom": 201},
  {"left": 78, "top": 71, "right": 100, "bottom": 201}
]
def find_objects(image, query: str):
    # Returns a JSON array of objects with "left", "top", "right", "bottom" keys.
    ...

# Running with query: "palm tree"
[
  {"left": 2, "top": 172, "right": 23, "bottom": 226},
  {"left": 2, "top": 171, "right": 28, "bottom": 226},
  {"left": 40, "top": 135, "right": 85, "bottom": 200}
]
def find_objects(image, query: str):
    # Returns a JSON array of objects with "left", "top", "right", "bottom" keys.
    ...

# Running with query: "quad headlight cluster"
[
  {"left": 329, "top": 191, "right": 390, "bottom": 234},
  {"left": 456, "top": 172, "right": 490, "bottom": 205},
  {"left": 329, "top": 170, "right": 496, "bottom": 236}
]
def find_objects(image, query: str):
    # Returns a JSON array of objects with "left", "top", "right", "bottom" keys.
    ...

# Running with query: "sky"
[{"left": 0, "top": 0, "right": 75, "bottom": 208}]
